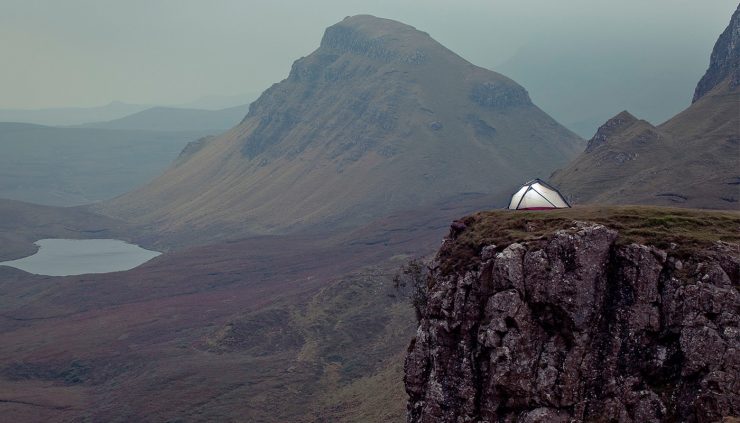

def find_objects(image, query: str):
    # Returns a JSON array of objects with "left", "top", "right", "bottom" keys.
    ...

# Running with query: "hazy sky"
[{"left": 1, "top": 0, "right": 736, "bottom": 130}]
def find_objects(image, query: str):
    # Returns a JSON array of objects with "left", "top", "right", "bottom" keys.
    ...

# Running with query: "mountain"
[
  {"left": 496, "top": 36, "right": 707, "bottom": 138},
  {"left": 0, "top": 101, "right": 149, "bottom": 126},
  {"left": 177, "top": 92, "right": 260, "bottom": 110},
  {"left": 0, "top": 122, "right": 205, "bottom": 206},
  {"left": 100, "top": 15, "right": 582, "bottom": 239},
  {"left": 83, "top": 105, "right": 249, "bottom": 132},
  {"left": 551, "top": 6, "right": 740, "bottom": 209},
  {"left": 406, "top": 207, "right": 740, "bottom": 422},
  {"left": 693, "top": 5, "right": 740, "bottom": 103}
]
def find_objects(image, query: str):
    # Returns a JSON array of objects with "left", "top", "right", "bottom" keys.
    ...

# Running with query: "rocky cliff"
[
  {"left": 405, "top": 208, "right": 739, "bottom": 422},
  {"left": 693, "top": 5, "right": 739, "bottom": 103}
]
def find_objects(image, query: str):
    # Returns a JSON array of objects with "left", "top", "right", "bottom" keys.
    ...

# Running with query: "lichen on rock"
[{"left": 405, "top": 220, "right": 739, "bottom": 422}]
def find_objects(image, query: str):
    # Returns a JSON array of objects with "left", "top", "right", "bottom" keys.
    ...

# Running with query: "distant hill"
[
  {"left": 552, "top": 6, "right": 740, "bottom": 210},
  {"left": 0, "top": 198, "right": 131, "bottom": 260},
  {"left": 0, "top": 101, "right": 149, "bottom": 126},
  {"left": 177, "top": 92, "right": 260, "bottom": 110},
  {"left": 100, "top": 15, "right": 582, "bottom": 239},
  {"left": 0, "top": 122, "right": 206, "bottom": 206},
  {"left": 83, "top": 105, "right": 249, "bottom": 133}
]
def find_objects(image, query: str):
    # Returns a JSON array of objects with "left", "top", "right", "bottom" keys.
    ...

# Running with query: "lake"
[{"left": 0, "top": 239, "right": 161, "bottom": 276}]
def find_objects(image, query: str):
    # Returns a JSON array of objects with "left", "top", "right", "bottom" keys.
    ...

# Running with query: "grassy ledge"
[{"left": 439, "top": 205, "right": 740, "bottom": 273}]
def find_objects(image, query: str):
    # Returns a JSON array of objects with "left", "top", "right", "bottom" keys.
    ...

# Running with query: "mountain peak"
[
  {"left": 100, "top": 16, "right": 581, "bottom": 238},
  {"left": 585, "top": 110, "right": 639, "bottom": 152},
  {"left": 319, "top": 15, "right": 435, "bottom": 64},
  {"left": 692, "top": 5, "right": 739, "bottom": 102},
  {"left": 613, "top": 110, "right": 637, "bottom": 120},
  {"left": 335, "top": 14, "right": 422, "bottom": 34}
]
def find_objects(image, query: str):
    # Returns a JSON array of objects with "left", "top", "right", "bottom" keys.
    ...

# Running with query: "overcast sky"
[{"left": 0, "top": 0, "right": 736, "bottom": 132}]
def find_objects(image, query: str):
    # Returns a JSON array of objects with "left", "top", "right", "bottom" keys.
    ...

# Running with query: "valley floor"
[
  {"left": 2, "top": 201, "right": 737, "bottom": 422},
  {"left": 0, "top": 195, "right": 497, "bottom": 422}
]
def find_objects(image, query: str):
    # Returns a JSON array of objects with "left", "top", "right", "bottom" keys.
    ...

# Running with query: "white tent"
[{"left": 508, "top": 179, "right": 570, "bottom": 210}]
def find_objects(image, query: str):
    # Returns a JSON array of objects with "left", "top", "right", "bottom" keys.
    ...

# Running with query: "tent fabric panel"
[
  {"left": 508, "top": 186, "right": 528, "bottom": 209},
  {"left": 529, "top": 186, "right": 558, "bottom": 208},
  {"left": 530, "top": 183, "right": 569, "bottom": 208},
  {"left": 507, "top": 179, "right": 571, "bottom": 210},
  {"left": 518, "top": 188, "right": 557, "bottom": 209}
]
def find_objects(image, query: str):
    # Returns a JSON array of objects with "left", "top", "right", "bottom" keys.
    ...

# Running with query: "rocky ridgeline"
[
  {"left": 320, "top": 24, "right": 423, "bottom": 64},
  {"left": 584, "top": 111, "right": 638, "bottom": 153},
  {"left": 693, "top": 5, "right": 739, "bottom": 102},
  {"left": 405, "top": 222, "right": 739, "bottom": 422}
]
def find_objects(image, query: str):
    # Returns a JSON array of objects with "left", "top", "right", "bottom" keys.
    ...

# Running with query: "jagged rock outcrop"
[
  {"left": 693, "top": 5, "right": 740, "bottom": 102},
  {"left": 584, "top": 110, "right": 638, "bottom": 153},
  {"left": 405, "top": 222, "right": 739, "bottom": 422}
]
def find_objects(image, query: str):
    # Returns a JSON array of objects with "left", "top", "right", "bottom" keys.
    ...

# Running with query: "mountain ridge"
[
  {"left": 0, "top": 101, "right": 149, "bottom": 126},
  {"left": 693, "top": 5, "right": 740, "bottom": 102},
  {"left": 551, "top": 6, "right": 739, "bottom": 209},
  {"left": 99, "top": 15, "right": 582, "bottom": 241},
  {"left": 82, "top": 104, "right": 248, "bottom": 132}
]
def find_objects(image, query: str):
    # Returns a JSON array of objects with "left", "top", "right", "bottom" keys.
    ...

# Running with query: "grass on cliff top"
[{"left": 440, "top": 205, "right": 740, "bottom": 272}]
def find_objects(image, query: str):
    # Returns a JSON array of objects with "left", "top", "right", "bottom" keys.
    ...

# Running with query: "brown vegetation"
[{"left": 438, "top": 206, "right": 740, "bottom": 274}]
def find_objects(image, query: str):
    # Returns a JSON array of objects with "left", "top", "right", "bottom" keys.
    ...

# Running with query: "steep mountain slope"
[
  {"left": 100, "top": 15, "right": 582, "bottom": 238},
  {"left": 552, "top": 6, "right": 740, "bottom": 209},
  {"left": 693, "top": 4, "right": 740, "bottom": 103},
  {"left": 83, "top": 105, "right": 248, "bottom": 132}
]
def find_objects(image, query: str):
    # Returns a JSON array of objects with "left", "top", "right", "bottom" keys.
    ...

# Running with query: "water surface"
[{"left": 0, "top": 239, "right": 161, "bottom": 276}]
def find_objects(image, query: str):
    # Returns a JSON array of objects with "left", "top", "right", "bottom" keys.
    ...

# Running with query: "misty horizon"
[
  {"left": 1, "top": 0, "right": 737, "bottom": 135},
  {"left": 0, "top": 3, "right": 737, "bottom": 421}
]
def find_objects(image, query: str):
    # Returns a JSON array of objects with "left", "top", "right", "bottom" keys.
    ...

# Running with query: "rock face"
[
  {"left": 405, "top": 222, "right": 739, "bottom": 422},
  {"left": 693, "top": 5, "right": 740, "bottom": 102},
  {"left": 99, "top": 15, "right": 581, "bottom": 240},
  {"left": 584, "top": 110, "right": 638, "bottom": 153}
]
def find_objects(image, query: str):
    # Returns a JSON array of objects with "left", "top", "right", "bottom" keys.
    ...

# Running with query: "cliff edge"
[{"left": 405, "top": 207, "right": 739, "bottom": 422}]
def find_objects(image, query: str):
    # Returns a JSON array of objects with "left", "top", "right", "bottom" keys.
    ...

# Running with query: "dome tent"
[{"left": 508, "top": 179, "right": 570, "bottom": 210}]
